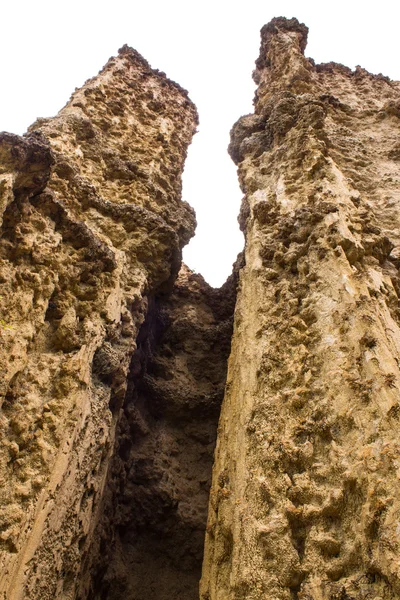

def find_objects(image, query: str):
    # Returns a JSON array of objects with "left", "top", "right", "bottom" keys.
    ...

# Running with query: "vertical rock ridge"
[
  {"left": 0, "top": 47, "right": 197, "bottom": 600},
  {"left": 202, "top": 17, "right": 400, "bottom": 600}
]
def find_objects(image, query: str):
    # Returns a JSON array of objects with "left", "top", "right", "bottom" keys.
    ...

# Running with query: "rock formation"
[
  {"left": 0, "top": 46, "right": 198, "bottom": 599},
  {"left": 201, "top": 17, "right": 400, "bottom": 600},
  {"left": 2, "top": 15, "right": 400, "bottom": 600}
]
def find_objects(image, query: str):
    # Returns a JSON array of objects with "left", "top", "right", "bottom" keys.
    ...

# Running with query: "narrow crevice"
[{"left": 79, "top": 262, "right": 241, "bottom": 600}]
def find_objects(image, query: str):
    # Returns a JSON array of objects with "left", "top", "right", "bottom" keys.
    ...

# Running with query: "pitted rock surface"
[
  {"left": 2, "top": 16, "right": 400, "bottom": 600},
  {"left": 0, "top": 46, "right": 197, "bottom": 600},
  {"left": 201, "top": 17, "right": 400, "bottom": 600}
]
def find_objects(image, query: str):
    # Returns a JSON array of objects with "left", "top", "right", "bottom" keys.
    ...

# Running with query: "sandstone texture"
[
  {"left": 0, "top": 46, "right": 197, "bottom": 600},
  {"left": 201, "top": 17, "right": 400, "bottom": 600}
]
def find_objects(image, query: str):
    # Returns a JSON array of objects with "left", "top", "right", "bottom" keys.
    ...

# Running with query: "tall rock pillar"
[
  {"left": 0, "top": 47, "right": 197, "bottom": 599},
  {"left": 201, "top": 18, "right": 400, "bottom": 600}
]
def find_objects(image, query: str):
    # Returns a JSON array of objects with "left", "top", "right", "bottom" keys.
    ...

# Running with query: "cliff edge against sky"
[{"left": 0, "top": 45, "right": 198, "bottom": 599}]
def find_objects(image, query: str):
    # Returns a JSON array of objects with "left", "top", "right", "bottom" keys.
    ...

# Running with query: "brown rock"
[
  {"left": 3, "top": 15, "right": 400, "bottom": 600},
  {"left": 201, "top": 16, "right": 400, "bottom": 600},
  {"left": 78, "top": 264, "right": 238, "bottom": 600},
  {"left": 0, "top": 46, "right": 197, "bottom": 600}
]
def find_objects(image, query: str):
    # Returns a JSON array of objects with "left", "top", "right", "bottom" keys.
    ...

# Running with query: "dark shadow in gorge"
[{"left": 79, "top": 261, "right": 241, "bottom": 600}]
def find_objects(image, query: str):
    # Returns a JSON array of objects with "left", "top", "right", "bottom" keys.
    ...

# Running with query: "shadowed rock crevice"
[{"left": 79, "top": 264, "right": 240, "bottom": 600}]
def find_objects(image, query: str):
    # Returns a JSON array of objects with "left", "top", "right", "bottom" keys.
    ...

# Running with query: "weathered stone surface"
[
  {"left": 78, "top": 263, "right": 239, "bottom": 600},
  {"left": 0, "top": 46, "right": 197, "bottom": 600},
  {"left": 201, "top": 17, "right": 400, "bottom": 600},
  {"left": 4, "top": 16, "right": 400, "bottom": 600}
]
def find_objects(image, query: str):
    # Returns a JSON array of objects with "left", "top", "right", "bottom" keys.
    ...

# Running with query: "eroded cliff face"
[
  {"left": 201, "top": 17, "right": 400, "bottom": 600},
  {"left": 3, "top": 17, "right": 400, "bottom": 600},
  {"left": 0, "top": 47, "right": 198, "bottom": 600}
]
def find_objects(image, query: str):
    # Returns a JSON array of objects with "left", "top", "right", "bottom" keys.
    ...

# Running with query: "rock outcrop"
[
  {"left": 201, "top": 17, "right": 400, "bottom": 600},
  {"left": 2, "top": 16, "right": 400, "bottom": 600},
  {"left": 0, "top": 47, "right": 197, "bottom": 600}
]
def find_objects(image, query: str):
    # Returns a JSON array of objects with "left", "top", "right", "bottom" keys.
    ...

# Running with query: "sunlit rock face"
[
  {"left": 201, "top": 17, "right": 400, "bottom": 600},
  {"left": 0, "top": 46, "right": 197, "bottom": 600}
]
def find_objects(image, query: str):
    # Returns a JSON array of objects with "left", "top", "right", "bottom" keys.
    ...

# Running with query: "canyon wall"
[
  {"left": 201, "top": 17, "right": 400, "bottom": 600},
  {"left": 2, "top": 16, "right": 400, "bottom": 600},
  {"left": 0, "top": 46, "right": 198, "bottom": 600}
]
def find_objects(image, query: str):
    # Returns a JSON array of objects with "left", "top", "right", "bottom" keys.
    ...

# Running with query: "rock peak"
[
  {"left": 253, "top": 16, "right": 312, "bottom": 96},
  {"left": 255, "top": 16, "right": 309, "bottom": 77},
  {"left": 261, "top": 16, "right": 308, "bottom": 53},
  {"left": 203, "top": 15, "right": 400, "bottom": 600}
]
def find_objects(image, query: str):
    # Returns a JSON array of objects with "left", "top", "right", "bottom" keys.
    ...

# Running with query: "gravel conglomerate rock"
[{"left": 3, "top": 16, "right": 400, "bottom": 600}]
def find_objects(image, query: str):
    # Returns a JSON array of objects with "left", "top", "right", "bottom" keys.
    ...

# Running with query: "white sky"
[{"left": 1, "top": 0, "right": 399, "bottom": 286}]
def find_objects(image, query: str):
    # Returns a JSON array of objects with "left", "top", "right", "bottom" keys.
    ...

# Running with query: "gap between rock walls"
[
  {"left": 1, "top": 15, "right": 400, "bottom": 600},
  {"left": 0, "top": 37, "right": 242, "bottom": 598},
  {"left": 78, "top": 266, "right": 239, "bottom": 599}
]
